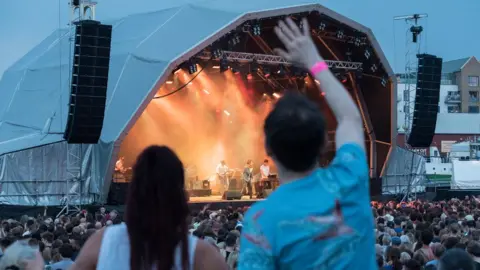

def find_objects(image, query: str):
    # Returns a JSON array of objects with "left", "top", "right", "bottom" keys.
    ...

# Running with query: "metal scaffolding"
[
  {"left": 197, "top": 51, "right": 363, "bottom": 70},
  {"left": 57, "top": 144, "right": 82, "bottom": 217}
]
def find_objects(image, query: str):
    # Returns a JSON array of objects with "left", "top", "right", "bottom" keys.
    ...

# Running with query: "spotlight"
[
  {"left": 166, "top": 80, "right": 173, "bottom": 84},
  {"left": 250, "top": 60, "right": 258, "bottom": 74},
  {"left": 220, "top": 56, "right": 229, "bottom": 72},
  {"left": 173, "top": 68, "right": 181, "bottom": 75},
  {"left": 298, "top": 20, "right": 304, "bottom": 30},
  {"left": 341, "top": 75, "right": 348, "bottom": 83},
  {"left": 364, "top": 49, "right": 371, "bottom": 59},
  {"left": 410, "top": 26, "right": 423, "bottom": 43},
  {"left": 354, "top": 37, "right": 362, "bottom": 47},
  {"left": 223, "top": 110, "right": 231, "bottom": 116},
  {"left": 252, "top": 21, "right": 261, "bottom": 36},
  {"left": 336, "top": 30, "right": 344, "bottom": 39},
  {"left": 318, "top": 21, "right": 326, "bottom": 31},
  {"left": 246, "top": 73, "right": 253, "bottom": 80},
  {"left": 272, "top": 93, "right": 281, "bottom": 99},
  {"left": 381, "top": 77, "right": 388, "bottom": 87},
  {"left": 231, "top": 66, "right": 240, "bottom": 74},
  {"left": 212, "top": 48, "right": 222, "bottom": 59},
  {"left": 370, "top": 64, "right": 378, "bottom": 73},
  {"left": 276, "top": 65, "right": 285, "bottom": 76},
  {"left": 203, "top": 89, "right": 210, "bottom": 95},
  {"left": 262, "top": 66, "right": 271, "bottom": 78},
  {"left": 187, "top": 61, "right": 197, "bottom": 74}
]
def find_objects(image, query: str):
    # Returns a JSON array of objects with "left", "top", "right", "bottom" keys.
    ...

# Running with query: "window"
[
  {"left": 468, "top": 105, "right": 479, "bottom": 113},
  {"left": 469, "top": 91, "right": 479, "bottom": 102},
  {"left": 448, "top": 105, "right": 460, "bottom": 113},
  {"left": 469, "top": 76, "right": 479, "bottom": 87}
]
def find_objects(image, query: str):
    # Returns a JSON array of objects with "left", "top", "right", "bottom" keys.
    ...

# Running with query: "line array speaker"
[
  {"left": 407, "top": 54, "right": 442, "bottom": 148},
  {"left": 64, "top": 20, "right": 112, "bottom": 144}
]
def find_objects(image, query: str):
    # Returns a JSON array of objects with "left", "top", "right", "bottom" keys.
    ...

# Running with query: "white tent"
[{"left": 0, "top": 0, "right": 394, "bottom": 205}]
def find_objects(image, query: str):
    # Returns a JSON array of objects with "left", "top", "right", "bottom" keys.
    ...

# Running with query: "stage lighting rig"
[
  {"left": 336, "top": 29, "right": 345, "bottom": 39},
  {"left": 370, "top": 63, "right": 378, "bottom": 73},
  {"left": 220, "top": 55, "right": 229, "bottom": 72},
  {"left": 276, "top": 65, "right": 286, "bottom": 76},
  {"left": 262, "top": 66, "right": 271, "bottom": 78},
  {"left": 187, "top": 61, "right": 197, "bottom": 74},
  {"left": 212, "top": 48, "right": 222, "bottom": 59},
  {"left": 355, "top": 68, "right": 363, "bottom": 80},
  {"left": 410, "top": 26, "right": 423, "bottom": 43},
  {"left": 364, "top": 49, "right": 371, "bottom": 59},
  {"left": 354, "top": 37, "right": 362, "bottom": 47},
  {"left": 381, "top": 77, "right": 388, "bottom": 87},
  {"left": 250, "top": 60, "right": 259, "bottom": 73},
  {"left": 318, "top": 21, "right": 326, "bottom": 31},
  {"left": 252, "top": 21, "right": 261, "bottom": 36}
]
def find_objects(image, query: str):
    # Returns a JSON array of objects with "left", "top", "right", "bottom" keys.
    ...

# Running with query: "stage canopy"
[{"left": 0, "top": 0, "right": 395, "bottom": 205}]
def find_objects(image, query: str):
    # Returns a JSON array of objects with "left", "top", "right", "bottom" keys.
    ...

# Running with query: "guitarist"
[{"left": 242, "top": 160, "right": 254, "bottom": 199}]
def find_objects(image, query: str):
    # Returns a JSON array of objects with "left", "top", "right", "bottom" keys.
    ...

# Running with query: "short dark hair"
[
  {"left": 264, "top": 92, "right": 325, "bottom": 172},
  {"left": 59, "top": 243, "right": 74, "bottom": 259},
  {"left": 41, "top": 232, "right": 54, "bottom": 243},
  {"left": 439, "top": 248, "right": 475, "bottom": 270},
  {"left": 420, "top": 230, "right": 433, "bottom": 245},
  {"left": 225, "top": 233, "right": 238, "bottom": 247}
]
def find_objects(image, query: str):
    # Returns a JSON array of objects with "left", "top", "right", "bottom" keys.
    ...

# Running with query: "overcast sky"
[{"left": 0, "top": 0, "right": 478, "bottom": 78}]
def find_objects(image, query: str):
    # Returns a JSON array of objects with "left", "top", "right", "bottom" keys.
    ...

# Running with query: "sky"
[{"left": 0, "top": 0, "right": 478, "bottom": 78}]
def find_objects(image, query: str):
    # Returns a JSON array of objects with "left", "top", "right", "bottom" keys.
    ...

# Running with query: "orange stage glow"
[{"left": 119, "top": 68, "right": 273, "bottom": 186}]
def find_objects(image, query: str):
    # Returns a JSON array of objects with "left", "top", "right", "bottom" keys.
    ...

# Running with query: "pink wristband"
[{"left": 310, "top": 61, "right": 329, "bottom": 75}]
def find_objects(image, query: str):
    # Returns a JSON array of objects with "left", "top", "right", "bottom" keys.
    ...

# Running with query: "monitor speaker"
[
  {"left": 222, "top": 190, "right": 242, "bottom": 200},
  {"left": 407, "top": 54, "right": 442, "bottom": 148},
  {"left": 64, "top": 20, "right": 112, "bottom": 144}
]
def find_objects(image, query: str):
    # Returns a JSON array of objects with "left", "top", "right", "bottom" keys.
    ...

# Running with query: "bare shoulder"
[
  {"left": 70, "top": 228, "right": 106, "bottom": 270},
  {"left": 193, "top": 239, "right": 228, "bottom": 270}
]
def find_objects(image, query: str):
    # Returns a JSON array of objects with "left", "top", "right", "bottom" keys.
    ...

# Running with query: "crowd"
[{"left": 2, "top": 197, "right": 480, "bottom": 269}]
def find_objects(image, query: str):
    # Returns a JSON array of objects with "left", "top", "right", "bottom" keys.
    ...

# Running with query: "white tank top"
[{"left": 97, "top": 223, "right": 197, "bottom": 270}]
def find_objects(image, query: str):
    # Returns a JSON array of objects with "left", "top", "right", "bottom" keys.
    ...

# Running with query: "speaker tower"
[
  {"left": 407, "top": 54, "right": 442, "bottom": 148},
  {"left": 64, "top": 20, "right": 112, "bottom": 144}
]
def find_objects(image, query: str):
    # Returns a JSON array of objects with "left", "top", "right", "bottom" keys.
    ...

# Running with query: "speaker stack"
[
  {"left": 64, "top": 20, "right": 112, "bottom": 144},
  {"left": 407, "top": 54, "right": 442, "bottom": 148}
]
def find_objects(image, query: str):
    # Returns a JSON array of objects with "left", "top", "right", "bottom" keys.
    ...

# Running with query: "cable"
[{"left": 153, "top": 66, "right": 206, "bottom": 99}]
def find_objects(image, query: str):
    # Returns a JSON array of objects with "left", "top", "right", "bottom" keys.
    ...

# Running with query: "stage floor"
[{"left": 189, "top": 195, "right": 262, "bottom": 203}]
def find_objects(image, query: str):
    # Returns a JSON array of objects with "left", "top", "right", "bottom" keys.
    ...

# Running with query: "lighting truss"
[
  {"left": 313, "top": 31, "right": 368, "bottom": 46},
  {"left": 197, "top": 51, "right": 362, "bottom": 70}
]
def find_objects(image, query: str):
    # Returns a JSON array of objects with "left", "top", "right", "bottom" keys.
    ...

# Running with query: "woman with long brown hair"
[{"left": 71, "top": 146, "right": 227, "bottom": 270}]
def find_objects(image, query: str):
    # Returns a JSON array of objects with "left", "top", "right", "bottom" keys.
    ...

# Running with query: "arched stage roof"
[
  {"left": 0, "top": 0, "right": 395, "bottom": 205},
  {"left": 0, "top": 0, "right": 394, "bottom": 156}
]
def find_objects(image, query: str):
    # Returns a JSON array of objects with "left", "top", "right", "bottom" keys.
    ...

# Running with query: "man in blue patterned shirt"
[{"left": 238, "top": 17, "right": 376, "bottom": 270}]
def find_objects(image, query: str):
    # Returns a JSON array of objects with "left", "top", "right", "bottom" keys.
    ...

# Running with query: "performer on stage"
[
  {"left": 242, "top": 160, "right": 254, "bottom": 199},
  {"left": 216, "top": 160, "right": 229, "bottom": 191},
  {"left": 257, "top": 159, "right": 270, "bottom": 198}
]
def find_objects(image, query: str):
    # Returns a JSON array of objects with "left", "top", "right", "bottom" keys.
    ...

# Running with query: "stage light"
[
  {"left": 370, "top": 64, "right": 378, "bottom": 73},
  {"left": 341, "top": 76, "right": 348, "bottom": 83},
  {"left": 166, "top": 80, "right": 173, "bottom": 84},
  {"left": 250, "top": 60, "right": 258, "bottom": 73},
  {"left": 223, "top": 110, "right": 231, "bottom": 116},
  {"left": 276, "top": 65, "right": 285, "bottom": 75},
  {"left": 321, "top": 92, "right": 326, "bottom": 96},
  {"left": 231, "top": 66, "right": 240, "bottom": 74},
  {"left": 315, "top": 79, "right": 320, "bottom": 85},
  {"left": 220, "top": 56, "right": 229, "bottom": 72},
  {"left": 336, "top": 30, "right": 344, "bottom": 39},
  {"left": 273, "top": 93, "right": 281, "bottom": 99},
  {"left": 364, "top": 49, "right": 371, "bottom": 59},
  {"left": 318, "top": 22, "right": 326, "bottom": 31},
  {"left": 174, "top": 68, "right": 181, "bottom": 74},
  {"left": 355, "top": 68, "right": 363, "bottom": 80},
  {"left": 212, "top": 65, "right": 220, "bottom": 69},
  {"left": 354, "top": 37, "right": 362, "bottom": 47},
  {"left": 203, "top": 89, "right": 210, "bottom": 95},
  {"left": 187, "top": 61, "right": 197, "bottom": 74},
  {"left": 246, "top": 73, "right": 253, "bottom": 80},
  {"left": 212, "top": 48, "right": 222, "bottom": 59},
  {"left": 187, "top": 82, "right": 193, "bottom": 86},
  {"left": 381, "top": 77, "right": 388, "bottom": 87},
  {"left": 252, "top": 21, "right": 261, "bottom": 36},
  {"left": 263, "top": 66, "right": 271, "bottom": 78}
]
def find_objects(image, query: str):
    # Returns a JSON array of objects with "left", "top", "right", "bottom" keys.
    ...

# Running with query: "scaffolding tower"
[{"left": 394, "top": 14, "right": 428, "bottom": 201}]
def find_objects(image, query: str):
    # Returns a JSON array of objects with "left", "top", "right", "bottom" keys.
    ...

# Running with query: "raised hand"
[{"left": 273, "top": 17, "right": 323, "bottom": 70}]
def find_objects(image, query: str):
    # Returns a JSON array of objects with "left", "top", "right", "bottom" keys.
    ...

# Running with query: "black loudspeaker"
[
  {"left": 222, "top": 190, "right": 242, "bottom": 200},
  {"left": 407, "top": 54, "right": 442, "bottom": 147},
  {"left": 64, "top": 20, "right": 113, "bottom": 144}
]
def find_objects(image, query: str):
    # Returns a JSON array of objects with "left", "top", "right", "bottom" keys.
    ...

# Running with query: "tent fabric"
[{"left": 0, "top": 0, "right": 394, "bottom": 205}]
